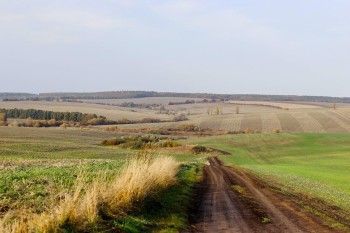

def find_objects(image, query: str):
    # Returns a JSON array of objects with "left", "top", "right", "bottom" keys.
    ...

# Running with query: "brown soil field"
[
  {"left": 240, "top": 114, "right": 263, "bottom": 132},
  {"left": 261, "top": 113, "right": 282, "bottom": 132},
  {"left": 308, "top": 112, "right": 348, "bottom": 133},
  {"left": 290, "top": 111, "right": 325, "bottom": 133},
  {"left": 227, "top": 101, "right": 323, "bottom": 109}
]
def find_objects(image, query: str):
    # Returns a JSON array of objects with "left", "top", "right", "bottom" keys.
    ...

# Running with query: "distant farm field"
[
  {"left": 0, "top": 101, "right": 171, "bottom": 121},
  {"left": 1, "top": 99, "right": 350, "bottom": 133},
  {"left": 92, "top": 99, "right": 350, "bottom": 133},
  {"left": 80, "top": 97, "right": 202, "bottom": 105}
]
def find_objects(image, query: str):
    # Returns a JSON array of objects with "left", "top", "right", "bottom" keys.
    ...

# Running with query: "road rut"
[{"left": 188, "top": 157, "right": 340, "bottom": 233}]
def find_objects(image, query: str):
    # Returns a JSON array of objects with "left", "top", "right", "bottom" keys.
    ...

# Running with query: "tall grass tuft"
[
  {"left": 0, "top": 156, "right": 179, "bottom": 233},
  {"left": 102, "top": 156, "right": 179, "bottom": 216}
]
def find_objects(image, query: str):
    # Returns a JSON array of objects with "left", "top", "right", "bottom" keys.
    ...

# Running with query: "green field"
[
  {"left": 0, "top": 127, "right": 203, "bottom": 232},
  {"left": 192, "top": 133, "right": 350, "bottom": 211}
]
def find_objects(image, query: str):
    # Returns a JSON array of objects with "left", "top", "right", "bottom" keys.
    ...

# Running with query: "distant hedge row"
[
  {"left": 2, "top": 108, "right": 102, "bottom": 123},
  {"left": 1, "top": 108, "right": 189, "bottom": 127}
]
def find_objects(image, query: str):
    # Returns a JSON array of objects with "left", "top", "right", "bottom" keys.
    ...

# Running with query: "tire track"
[{"left": 188, "top": 157, "right": 339, "bottom": 233}]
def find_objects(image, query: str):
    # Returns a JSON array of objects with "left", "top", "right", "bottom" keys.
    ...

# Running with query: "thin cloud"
[
  {"left": 0, "top": 10, "right": 132, "bottom": 30},
  {"left": 151, "top": 1, "right": 282, "bottom": 45},
  {"left": 153, "top": 0, "right": 200, "bottom": 14},
  {"left": 0, "top": 13, "right": 25, "bottom": 23},
  {"left": 0, "top": 8, "right": 134, "bottom": 44},
  {"left": 36, "top": 10, "right": 131, "bottom": 30}
]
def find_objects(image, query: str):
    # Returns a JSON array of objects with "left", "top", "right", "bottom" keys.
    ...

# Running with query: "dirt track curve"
[{"left": 187, "top": 157, "right": 341, "bottom": 233}]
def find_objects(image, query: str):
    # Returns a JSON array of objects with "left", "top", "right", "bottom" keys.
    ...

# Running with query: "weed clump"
[
  {"left": 173, "top": 114, "right": 188, "bottom": 122},
  {"left": 191, "top": 145, "right": 208, "bottom": 154},
  {"left": 177, "top": 124, "right": 201, "bottom": 132},
  {"left": 227, "top": 129, "right": 262, "bottom": 135},
  {"left": 104, "top": 126, "right": 118, "bottom": 132},
  {"left": 102, "top": 135, "right": 180, "bottom": 149}
]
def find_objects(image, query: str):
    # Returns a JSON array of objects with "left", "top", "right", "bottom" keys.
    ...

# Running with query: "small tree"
[
  {"left": 236, "top": 106, "right": 240, "bottom": 114},
  {"left": 216, "top": 106, "right": 220, "bottom": 115}
]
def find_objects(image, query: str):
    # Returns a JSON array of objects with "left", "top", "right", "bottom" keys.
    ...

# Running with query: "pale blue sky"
[{"left": 1, "top": 0, "right": 349, "bottom": 96}]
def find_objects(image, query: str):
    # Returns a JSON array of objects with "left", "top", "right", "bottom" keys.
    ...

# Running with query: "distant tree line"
[
  {"left": 2, "top": 91, "right": 350, "bottom": 103},
  {"left": 0, "top": 93, "right": 36, "bottom": 100},
  {"left": 2, "top": 97, "right": 56, "bottom": 102},
  {"left": 34, "top": 91, "right": 350, "bottom": 103},
  {"left": 2, "top": 108, "right": 188, "bottom": 127},
  {"left": 2, "top": 108, "right": 104, "bottom": 123}
]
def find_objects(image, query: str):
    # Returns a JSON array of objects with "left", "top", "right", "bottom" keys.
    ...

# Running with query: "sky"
[{"left": 0, "top": 0, "right": 349, "bottom": 97}]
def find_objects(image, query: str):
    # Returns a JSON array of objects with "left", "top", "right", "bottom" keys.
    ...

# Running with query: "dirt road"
[{"left": 188, "top": 157, "right": 340, "bottom": 233}]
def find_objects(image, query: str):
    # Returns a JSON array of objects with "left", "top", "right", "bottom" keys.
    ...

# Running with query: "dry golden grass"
[
  {"left": 0, "top": 156, "right": 179, "bottom": 233},
  {"left": 102, "top": 156, "right": 179, "bottom": 215}
]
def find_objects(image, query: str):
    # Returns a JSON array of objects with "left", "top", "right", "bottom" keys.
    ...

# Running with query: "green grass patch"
[
  {"left": 114, "top": 163, "right": 201, "bottom": 233},
  {"left": 0, "top": 127, "right": 203, "bottom": 230}
]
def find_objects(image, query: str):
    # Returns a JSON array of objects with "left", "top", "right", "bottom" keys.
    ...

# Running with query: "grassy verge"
[{"left": 114, "top": 163, "right": 201, "bottom": 233}]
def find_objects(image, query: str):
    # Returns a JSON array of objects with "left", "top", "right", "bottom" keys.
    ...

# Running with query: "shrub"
[
  {"left": 158, "top": 140, "right": 181, "bottom": 148},
  {"left": 85, "top": 117, "right": 106, "bottom": 125},
  {"left": 173, "top": 114, "right": 188, "bottom": 122},
  {"left": 244, "top": 128, "right": 254, "bottom": 134},
  {"left": 102, "top": 139, "right": 118, "bottom": 146},
  {"left": 47, "top": 119, "right": 59, "bottom": 126},
  {"left": 149, "top": 129, "right": 171, "bottom": 135},
  {"left": 9, "top": 121, "right": 21, "bottom": 127},
  {"left": 177, "top": 124, "right": 200, "bottom": 132},
  {"left": 140, "top": 118, "right": 161, "bottom": 123},
  {"left": 102, "top": 137, "right": 126, "bottom": 146},
  {"left": 60, "top": 123, "right": 69, "bottom": 129},
  {"left": 191, "top": 145, "right": 208, "bottom": 154},
  {"left": 101, "top": 135, "right": 179, "bottom": 149},
  {"left": 33, "top": 121, "right": 43, "bottom": 128},
  {"left": 105, "top": 126, "right": 118, "bottom": 132},
  {"left": 116, "top": 118, "right": 132, "bottom": 124}
]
